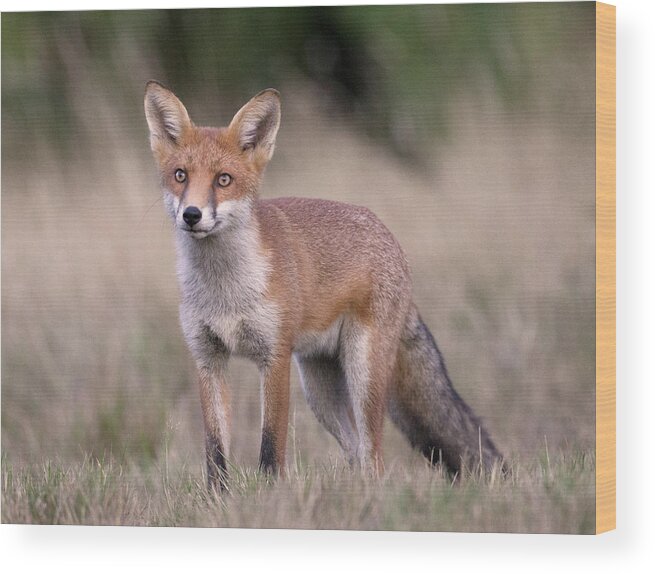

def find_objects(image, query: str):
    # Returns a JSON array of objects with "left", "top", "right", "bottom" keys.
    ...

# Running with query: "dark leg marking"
[
  {"left": 206, "top": 436, "right": 228, "bottom": 491},
  {"left": 258, "top": 428, "right": 279, "bottom": 475}
]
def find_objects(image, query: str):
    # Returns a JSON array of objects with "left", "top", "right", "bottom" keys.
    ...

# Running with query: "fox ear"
[
  {"left": 229, "top": 89, "right": 281, "bottom": 164},
  {"left": 144, "top": 81, "right": 192, "bottom": 151}
]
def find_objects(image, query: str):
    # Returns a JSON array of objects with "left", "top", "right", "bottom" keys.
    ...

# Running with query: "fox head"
[{"left": 144, "top": 81, "right": 281, "bottom": 238}]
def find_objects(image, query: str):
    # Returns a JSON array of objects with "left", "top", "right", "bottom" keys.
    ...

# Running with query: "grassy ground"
[{"left": 2, "top": 449, "right": 595, "bottom": 532}]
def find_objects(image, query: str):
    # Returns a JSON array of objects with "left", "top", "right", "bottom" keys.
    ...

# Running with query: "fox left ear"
[{"left": 229, "top": 89, "right": 281, "bottom": 164}]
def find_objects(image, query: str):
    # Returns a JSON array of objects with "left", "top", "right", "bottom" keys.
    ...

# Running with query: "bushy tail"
[{"left": 388, "top": 305, "right": 503, "bottom": 475}]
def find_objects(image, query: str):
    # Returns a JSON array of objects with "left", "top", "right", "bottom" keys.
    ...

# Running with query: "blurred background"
[{"left": 2, "top": 4, "right": 595, "bottom": 472}]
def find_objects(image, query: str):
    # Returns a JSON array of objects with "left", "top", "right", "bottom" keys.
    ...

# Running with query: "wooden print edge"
[{"left": 595, "top": 1, "right": 616, "bottom": 535}]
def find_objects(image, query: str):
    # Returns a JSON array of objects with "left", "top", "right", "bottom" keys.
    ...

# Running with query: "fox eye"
[
  {"left": 174, "top": 169, "right": 186, "bottom": 183},
  {"left": 217, "top": 173, "right": 232, "bottom": 187}
]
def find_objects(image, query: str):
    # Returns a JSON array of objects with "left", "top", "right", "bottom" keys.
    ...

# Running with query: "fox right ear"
[
  {"left": 228, "top": 89, "right": 281, "bottom": 166},
  {"left": 144, "top": 81, "right": 192, "bottom": 152}
]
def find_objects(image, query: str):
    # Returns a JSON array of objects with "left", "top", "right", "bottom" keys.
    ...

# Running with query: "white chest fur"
[{"left": 176, "top": 222, "right": 279, "bottom": 364}]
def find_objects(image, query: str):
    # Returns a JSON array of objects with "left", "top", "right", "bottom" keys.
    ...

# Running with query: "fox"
[{"left": 144, "top": 80, "right": 503, "bottom": 489}]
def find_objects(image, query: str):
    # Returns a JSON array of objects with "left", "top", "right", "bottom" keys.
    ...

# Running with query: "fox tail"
[{"left": 388, "top": 305, "right": 503, "bottom": 475}]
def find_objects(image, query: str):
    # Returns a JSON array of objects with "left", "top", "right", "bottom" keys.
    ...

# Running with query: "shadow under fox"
[{"left": 144, "top": 81, "right": 502, "bottom": 488}]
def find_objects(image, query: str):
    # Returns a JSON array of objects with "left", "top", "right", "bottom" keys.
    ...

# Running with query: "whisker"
[{"left": 139, "top": 194, "right": 164, "bottom": 225}]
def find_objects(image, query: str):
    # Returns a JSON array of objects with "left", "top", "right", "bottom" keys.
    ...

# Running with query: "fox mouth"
[{"left": 182, "top": 220, "right": 223, "bottom": 237}]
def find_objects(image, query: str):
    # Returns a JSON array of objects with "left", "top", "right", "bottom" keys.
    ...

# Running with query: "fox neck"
[{"left": 175, "top": 200, "right": 270, "bottom": 312}]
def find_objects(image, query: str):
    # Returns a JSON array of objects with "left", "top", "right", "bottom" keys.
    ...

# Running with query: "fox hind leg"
[
  {"left": 294, "top": 354, "right": 359, "bottom": 463},
  {"left": 339, "top": 321, "right": 397, "bottom": 474}
]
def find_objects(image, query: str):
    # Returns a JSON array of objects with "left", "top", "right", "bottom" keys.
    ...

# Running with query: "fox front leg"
[
  {"left": 196, "top": 354, "right": 231, "bottom": 491},
  {"left": 258, "top": 351, "right": 291, "bottom": 475}
]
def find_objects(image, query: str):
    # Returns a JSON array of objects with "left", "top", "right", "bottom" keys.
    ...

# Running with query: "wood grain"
[{"left": 595, "top": 1, "right": 616, "bottom": 534}]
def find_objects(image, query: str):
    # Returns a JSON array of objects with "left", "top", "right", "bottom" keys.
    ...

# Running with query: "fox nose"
[{"left": 183, "top": 206, "right": 202, "bottom": 227}]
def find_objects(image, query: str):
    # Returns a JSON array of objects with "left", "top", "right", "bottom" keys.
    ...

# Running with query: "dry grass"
[
  {"left": 2, "top": 60, "right": 595, "bottom": 530},
  {"left": 2, "top": 449, "right": 595, "bottom": 533}
]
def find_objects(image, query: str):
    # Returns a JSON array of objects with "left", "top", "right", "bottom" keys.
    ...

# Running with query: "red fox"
[{"left": 144, "top": 81, "right": 502, "bottom": 489}]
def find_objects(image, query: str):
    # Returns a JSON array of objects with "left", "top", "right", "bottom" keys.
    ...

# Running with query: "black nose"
[{"left": 183, "top": 206, "right": 202, "bottom": 227}]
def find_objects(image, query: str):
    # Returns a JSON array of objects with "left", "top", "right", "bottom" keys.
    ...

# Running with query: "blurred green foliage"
[{"left": 2, "top": 3, "right": 593, "bottom": 162}]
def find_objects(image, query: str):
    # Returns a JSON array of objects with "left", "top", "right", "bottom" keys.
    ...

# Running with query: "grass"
[{"left": 1, "top": 450, "right": 595, "bottom": 533}]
